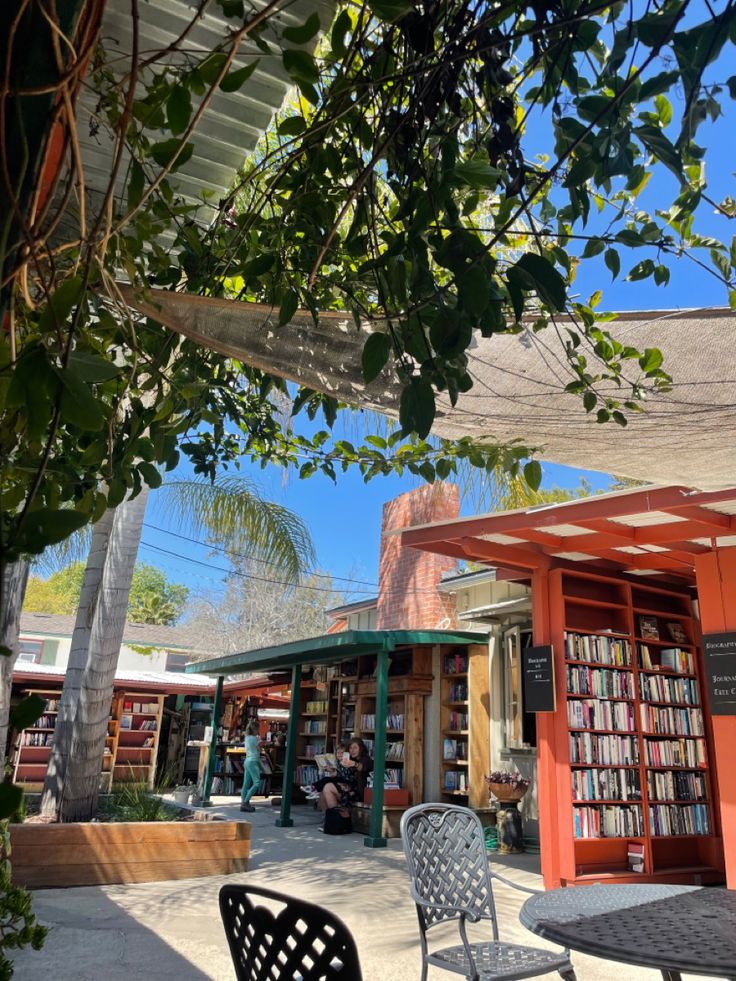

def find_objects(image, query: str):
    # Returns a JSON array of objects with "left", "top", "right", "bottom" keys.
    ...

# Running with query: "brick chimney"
[{"left": 376, "top": 484, "right": 460, "bottom": 630}]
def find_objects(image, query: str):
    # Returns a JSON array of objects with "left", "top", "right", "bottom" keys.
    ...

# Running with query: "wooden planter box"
[{"left": 10, "top": 820, "right": 251, "bottom": 889}]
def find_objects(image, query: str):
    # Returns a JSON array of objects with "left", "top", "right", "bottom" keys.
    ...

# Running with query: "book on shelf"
[
  {"left": 627, "top": 841, "right": 645, "bottom": 873},
  {"left": 565, "top": 632, "right": 632, "bottom": 666},
  {"left": 639, "top": 704, "right": 703, "bottom": 736},
  {"left": 448, "top": 680, "right": 468, "bottom": 701},
  {"left": 443, "top": 653, "right": 468, "bottom": 674},
  {"left": 447, "top": 711, "right": 468, "bottom": 731},
  {"left": 137, "top": 719, "right": 157, "bottom": 731},
  {"left": 667, "top": 621, "right": 689, "bottom": 644},
  {"left": 572, "top": 767, "right": 641, "bottom": 802},
  {"left": 639, "top": 616, "right": 659, "bottom": 640},
  {"left": 567, "top": 699, "right": 635, "bottom": 731},
  {"left": 305, "top": 700, "right": 328, "bottom": 714},
  {"left": 569, "top": 732, "right": 639, "bottom": 766},
  {"left": 639, "top": 674, "right": 698, "bottom": 705},
  {"left": 120, "top": 715, "right": 132, "bottom": 729},
  {"left": 443, "top": 737, "right": 468, "bottom": 760},
  {"left": 646, "top": 769, "right": 707, "bottom": 802},
  {"left": 443, "top": 770, "right": 468, "bottom": 792},
  {"left": 566, "top": 665, "right": 634, "bottom": 698},
  {"left": 648, "top": 803, "right": 710, "bottom": 836},
  {"left": 359, "top": 713, "right": 404, "bottom": 730},
  {"left": 385, "top": 741, "right": 405, "bottom": 761},
  {"left": 644, "top": 737, "right": 706, "bottom": 768},
  {"left": 574, "top": 804, "right": 643, "bottom": 839}
]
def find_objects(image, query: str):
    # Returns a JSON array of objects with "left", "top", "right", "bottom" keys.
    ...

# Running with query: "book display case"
[
  {"left": 547, "top": 568, "right": 722, "bottom": 885},
  {"left": 12, "top": 689, "right": 60, "bottom": 791},
  {"left": 439, "top": 645, "right": 490, "bottom": 810},
  {"left": 110, "top": 691, "right": 164, "bottom": 788}
]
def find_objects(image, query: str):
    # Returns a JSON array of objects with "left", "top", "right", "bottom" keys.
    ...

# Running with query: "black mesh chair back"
[
  {"left": 219, "top": 884, "right": 363, "bottom": 981},
  {"left": 401, "top": 802, "right": 499, "bottom": 937}
]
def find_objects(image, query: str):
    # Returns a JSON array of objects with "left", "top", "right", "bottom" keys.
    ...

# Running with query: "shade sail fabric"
[{"left": 119, "top": 286, "right": 736, "bottom": 491}]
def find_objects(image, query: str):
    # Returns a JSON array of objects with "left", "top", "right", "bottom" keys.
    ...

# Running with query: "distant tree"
[{"left": 24, "top": 561, "right": 189, "bottom": 626}]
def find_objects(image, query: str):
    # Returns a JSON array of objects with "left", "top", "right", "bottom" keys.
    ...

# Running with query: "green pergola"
[{"left": 186, "top": 628, "right": 486, "bottom": 846}]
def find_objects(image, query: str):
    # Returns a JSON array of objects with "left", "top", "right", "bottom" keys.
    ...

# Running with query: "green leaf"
[
  {"left": 400, "top": 378, "right": 435, "bottom": 439},
  {"left": 22, "top": 508, "right": 89, "bottom": 551},
  {"left": 166, "top": 86, "right": 192, "bottom": 136},
  {"left": 199, "top": 53, "right": 228, "bottom": 84},
  {"left": 627, "top": 259, "right": 655, "bottom": 281},
  {"left": 138, "top": 461, "right": 163, "bottom": 489},
  {"left": 368, "top": 0, "right": 412, "bottom": 22},
  {"left": 583, "top": 391, "right": 597, "bottom": 413},
  {"left": 150, "top": 139, "right": 194, "bottom": 171},
  {"left": 640, "top": 71, "right": 680, "bottom": 100},
  {"left": 728, "top": 76, "right": 736, "bottom": 100},
  {"left": 639, "top": 347, "right": 663, "bottom": 373},
  {"left": 278, "top": 115, "right": 306, "bottom": 137},
  {"left": 509, "top": 253, "right": 567, "bottom": 311},
  {"left": 582, "top": 238, "right": 605, "bottom": 259},
  {"left": 278, "top": 289, "right": 299, "bottom": 326},
  {"left": 53, "top": 366, "right": 106, "bottom": 430},
  {"left": 0, "top": 647, "right": 12, "bottom": 659},
  {"left": 283, "top": 12, "right": 320, "bottom": 44},
  {"left": 220, "top": 61, "right": 258, "bottom": 92},
  {"left": 68, "top": 350, "right": 120, "bottom": 382},
  {"left": 10, "top": 695, "right": 47, "bottom": 731},
  {"left": 38, "top": 276, "right": 84, "bottom": 333},
  {"left": 127, "top": 159, "right": 145, "bottom": 210},
  {"left": 0, "top": 784, "right": 23, "bottom": 821},
  {"left": 242, "top": 254, "right": 275, "bottom": 276},
  {"left": 361, "top": 332, "right": 392, "bottom": 384},
  {"left": 634, "top": 124, "right": 682, "bottom": 180},
  {"left": 729, "top": 289, "right": 736, "bottom": 310},
  {"left": 331, "top": 9, "right": 352, "bottom": 58},
  {"left": 283, "top": 49, "right": 319, "bottom": 85},
  {"left": 523, "top": 460, "right": 542, "bottom": 492},
  {"left": 453, "top": 159, "right": 500, "bottom": 189},
  {"left": 458, "top": 266, "right": 490, "bottom": 316}
]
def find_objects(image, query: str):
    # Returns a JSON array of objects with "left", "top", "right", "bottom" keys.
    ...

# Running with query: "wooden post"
[
  {"left": 365, "top": 648, "right": 388, "bottom": 847},
  {"left": 201, "top": 675, "right": 223, "bottom": 807},
  {"left": 694, "top": 548, "right": 736, "bottom": 887},
  {"left": 468, "top": 644, "right": 491, "bottom": 810},
  {"left": 276, "top": 663, "right": 301, "bottom": 829}
]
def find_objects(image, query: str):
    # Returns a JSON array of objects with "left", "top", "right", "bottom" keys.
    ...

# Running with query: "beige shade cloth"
[{"left": 118, "top": 286, "right": 736, "bottom": 491}]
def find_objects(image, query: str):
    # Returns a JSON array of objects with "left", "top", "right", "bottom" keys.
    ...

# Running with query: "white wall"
[{"left": 19, "top": 630, "right": 175, "bottom": 673}]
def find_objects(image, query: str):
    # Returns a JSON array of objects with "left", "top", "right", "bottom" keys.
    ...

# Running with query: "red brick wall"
[{"left": 376, "top": 484, "right": 460, "bottom": 630}]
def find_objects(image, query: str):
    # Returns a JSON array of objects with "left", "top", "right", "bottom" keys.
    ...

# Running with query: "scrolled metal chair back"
[
  {"left": 219, "top": 884, "right": 363, "bottom": 981},
  {"left": 400, "top": 803, "right": 498, "bottom": 936}
]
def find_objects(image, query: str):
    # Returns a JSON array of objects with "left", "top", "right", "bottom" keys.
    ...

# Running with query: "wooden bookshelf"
[
  {"left": 548, "top": 569, "right": 723, "bottom": 885},
  {"left": 12, "top": 689, "right": 60, "bottom": 791},
  {"left": 439, "top": 645, "right": 490, "bottom": 810},
  {"left": 110, "top": 691, "right": 164, "bottom": 789}
]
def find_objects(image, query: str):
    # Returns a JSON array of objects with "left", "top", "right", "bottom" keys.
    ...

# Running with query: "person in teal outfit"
[{"left": 240, "top": 721, "right": 261, "bottom": 813}]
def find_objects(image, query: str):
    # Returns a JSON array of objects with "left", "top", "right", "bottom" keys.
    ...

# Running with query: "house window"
[
  {"left": 17, "top": 639, "right": 43, "bottom": 664},
  {"left": 165, "top": 652, "right": 189, "bottom": 672},
  {"left": 502, "top": 627, "right": 537, "bottom": 750}
]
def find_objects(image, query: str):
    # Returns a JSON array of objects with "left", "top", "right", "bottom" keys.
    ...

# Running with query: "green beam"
[
  {"left": 275, "top": 663, "right": 301, "bottom": 829},
  {"left": 365, "top": 647, "right": 388, "bottom": 848},
  {"left": 200, "top": 675, "right": 223, "bottom": 807}
]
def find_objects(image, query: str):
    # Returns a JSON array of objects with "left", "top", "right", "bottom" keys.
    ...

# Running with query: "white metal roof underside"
[{"left": 75, "top": 0, "right": 335, "bottom": 233}]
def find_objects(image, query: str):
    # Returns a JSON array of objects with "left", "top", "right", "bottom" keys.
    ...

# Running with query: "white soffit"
[
  {"left": 551, "top": 551, "right": 597, "bottom": 561},
  {"left": 609, "top": 511, "right": 687, "bottom": 527},
  {"left": 542, "top": 524, "right": 595, "bottom": 537},
  {"left": 479, "top": 533, "right": 527, "bottom": 545}
]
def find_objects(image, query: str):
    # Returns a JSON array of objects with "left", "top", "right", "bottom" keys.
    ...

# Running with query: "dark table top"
[{"left": 520, "top": 884, "right": 736, "bottom": 977}]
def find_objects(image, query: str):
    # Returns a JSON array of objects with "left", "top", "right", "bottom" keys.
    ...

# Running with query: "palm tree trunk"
[
  {"left": 58, "top": 487, "right": 149, "bottom": 823},
  {"left": 0, "top": 559, "right": 30, "bottom": 772},
  {"left": 40, "top": 509, "right": 115, "bottom": 817}
]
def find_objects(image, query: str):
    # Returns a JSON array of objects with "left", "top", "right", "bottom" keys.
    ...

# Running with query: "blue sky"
[{"left": 141, "top": 58, "right": 735, "bottom": 602}]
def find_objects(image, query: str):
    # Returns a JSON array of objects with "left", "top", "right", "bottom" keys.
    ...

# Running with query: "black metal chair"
[
  {"left": 219, "top": 883, "right": 363, "bottom": 980},
  {"left": 400, "top": 803, "right": 576, "bottom": 981}
]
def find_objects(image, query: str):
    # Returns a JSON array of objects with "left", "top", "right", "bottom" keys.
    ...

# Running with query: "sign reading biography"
[
  {"left": 522, "top": 644, "right": 556, "bottom": 713},
  {"left": 703, "top": 632, "right": 736, "bottom": 715}
]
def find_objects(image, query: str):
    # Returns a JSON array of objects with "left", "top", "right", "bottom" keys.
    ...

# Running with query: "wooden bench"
[{"left": 350, "top": 803, "right": 407, "bottom": 838}]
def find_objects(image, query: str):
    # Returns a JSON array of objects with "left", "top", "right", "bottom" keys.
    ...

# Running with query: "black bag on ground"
[{"left": 323, "top": 806, "right": 352, "bottom": 835}]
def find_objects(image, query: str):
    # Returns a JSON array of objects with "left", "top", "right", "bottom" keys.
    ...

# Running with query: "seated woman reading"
[{"left": 313, "top": 739, "right": 373, "bottom": 813}]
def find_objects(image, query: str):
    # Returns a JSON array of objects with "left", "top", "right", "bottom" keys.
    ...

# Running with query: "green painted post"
[
  {"left": 365, "top": 647, "right": 388, "bottom": 847},
  {"left": 201, "top": 675, "right": 224, "bottom": 807},
  {"left": 276, "top": 663, "right": 302, "bottom": 828}
]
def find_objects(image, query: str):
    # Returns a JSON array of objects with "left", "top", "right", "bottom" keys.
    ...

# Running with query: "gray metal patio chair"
[
  {"left": 400, "top": 803, "right": 576, "bottom": 981},
  {"left": 219, "top": 883, "right": 363, "bottom": 980}
]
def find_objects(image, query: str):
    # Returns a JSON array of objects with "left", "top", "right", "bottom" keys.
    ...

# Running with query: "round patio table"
[{"left": 520, "top": 883, "right": 736, "bottom": 981}]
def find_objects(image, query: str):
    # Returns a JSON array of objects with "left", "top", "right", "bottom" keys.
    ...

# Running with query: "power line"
[{"left": 142, "top": 522, "right": 380, "bottom": 589}]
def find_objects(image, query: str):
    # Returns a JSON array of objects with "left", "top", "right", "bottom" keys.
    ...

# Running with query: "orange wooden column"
[{"left": 694, "top": 548, "right": 736, "bottom": 888}]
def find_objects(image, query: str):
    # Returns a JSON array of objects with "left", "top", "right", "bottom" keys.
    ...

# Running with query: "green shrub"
[{"left": 0, "top": 823, "right": 46, "bottom": 979}]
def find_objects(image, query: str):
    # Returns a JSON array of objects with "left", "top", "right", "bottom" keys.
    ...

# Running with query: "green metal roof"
[{"left": 185, "top": 629, "right": 488, "bottom": 676}]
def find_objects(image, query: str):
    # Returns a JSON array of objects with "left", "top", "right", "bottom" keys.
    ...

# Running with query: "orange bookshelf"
[{"left": 543, "top": 569, "right": 723, "bottom": 886}]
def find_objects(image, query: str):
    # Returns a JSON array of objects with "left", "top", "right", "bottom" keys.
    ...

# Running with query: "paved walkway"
[{"left": 12, "top": 798, "right": 713, "bottom": 980}]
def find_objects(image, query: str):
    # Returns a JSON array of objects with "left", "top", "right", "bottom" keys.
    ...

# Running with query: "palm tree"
[
  {"left": 39, "top": 474, "right": 314, "bottom": 821},
  {"left": 0, "top": 560, "right": 30, "bottom": 771}
]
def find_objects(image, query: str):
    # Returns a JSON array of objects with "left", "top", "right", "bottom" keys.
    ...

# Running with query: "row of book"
[
  {"left": 385, "top": 768, "right": 403, "bottom": 787},
  {"left": 359, "top": 714, "right": 404, "bottom": 730},
  {"left": 446, "top": 711, "right": 469, "bottom": 731},
  {"left": 639, "top": 645, "right": 693, "bottom": 674},
  {"left": 573, "top": 804, "right": 644, "bottom": 839},
  {"left": 649, "top": 804, "right": 710, "bottom": 836},
  {"left": 123, "top": 700, "right": 159, "bottom": 714},
  {"left": 565, "top": 633, "right": 632, "bottom": 666},
  {"left": 572, "top": 768, "right": 641, "bottom": 802},
  {"left": 41, "top": 699, "right": 60, "bottom": 712},
  {"left": 303, "top": 743, "right": 326, "bottom": 758},
  {"left": 569, "top": 732, "right": 639, "bottom": 766},
  {"left": 303, "top": 720, "right": 327, "bottom": 734},
  {"left": 342, "top": 708, "right": 355, "bottom": 729},
  {"left": 385, "top": 741, "right": 405, "bottom": 761},
  {"left": 296, "top": 764, "right": 319, "bottom": 785},
  {"left": 566, "top": 665, "right": 634, "bottom": 699},
  {"left": 567, "top": 699, "right": 635, "bottom": 732},
  {"left": 443, "top": 737, "right": 468, "bottom": 761},
  {"left": 34, "top": 716, "right": 55, "bottom": 730},
  {"left": 644, "top": 737, "right": 706, "bottom": 768},
  {"left": 639, "top": 705, "right": 704, "bottom": 736},
  {"left": 647, "top": 770, "right": 707, "bottom": 802},
  {"left": 305, "top": 700, "right": 328, "bottom": 715},
  {"left": 443, "top": 654, "right": 468, "bottom": 675},
  {"left": 444, "top": 770, "right": 468, "bottom": 792},
  {"left": 22, "top": 731, "right": 53, "bottom": 746},
  {"left": 225, "top": 756, "right": 244, "bottom": 775},
  {"left": 639, "top": 675, "right": 699, "bottom": 705},
  {"left": 448, "top": 680, "right": 468, "bottom": 701}
]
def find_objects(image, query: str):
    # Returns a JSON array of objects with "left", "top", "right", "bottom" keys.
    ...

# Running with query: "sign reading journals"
[
  {"left": 703, "top": 632, "right": 736, "bottom": 716},
  {"left": 522, "top": 645, "right": 555, "bottom": 713}
]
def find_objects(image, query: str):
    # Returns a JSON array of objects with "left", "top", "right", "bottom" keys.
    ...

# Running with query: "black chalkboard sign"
[
  {"left": 703, "top": 632, "right": 736, "bottom": 716},
  {"left": 522, "top": 645, "right": 556, "bottom": 713}
]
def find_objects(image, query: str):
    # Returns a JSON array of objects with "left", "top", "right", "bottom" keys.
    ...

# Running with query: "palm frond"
[
  {"left": 31, "top": 527, "right": 93, "bottom": 575},
  {"left": 156, "top": 476, "right": 315, "bottom": 583}
]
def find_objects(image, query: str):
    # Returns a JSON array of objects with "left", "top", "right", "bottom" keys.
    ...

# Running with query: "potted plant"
[
  {"left": 171, "top": 783, "right": 192, "bottom": 805},
  {"left": 485, "top": 770, "right": 529, "bottom": 805}
]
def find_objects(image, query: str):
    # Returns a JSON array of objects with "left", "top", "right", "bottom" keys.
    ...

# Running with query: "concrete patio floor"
[{"left": 12, "top": 797, "right": 715, "bottom": 981}]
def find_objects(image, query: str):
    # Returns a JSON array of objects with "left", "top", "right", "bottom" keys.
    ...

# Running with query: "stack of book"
[{"left": 627, "top": 841, "right": 644, "bottom": 873}]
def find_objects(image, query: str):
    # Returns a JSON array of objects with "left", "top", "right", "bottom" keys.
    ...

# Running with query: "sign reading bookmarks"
[
  {"left": 522, "top": 645, "right": 556, "bottom": 713},
  {"left": 703, "top": 632, "right": 736, "bottom": 716}
]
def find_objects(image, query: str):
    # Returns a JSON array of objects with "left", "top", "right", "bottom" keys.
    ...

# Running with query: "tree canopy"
[{"left": 2, "top": 0, "right": 735, "bottom": 566}]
